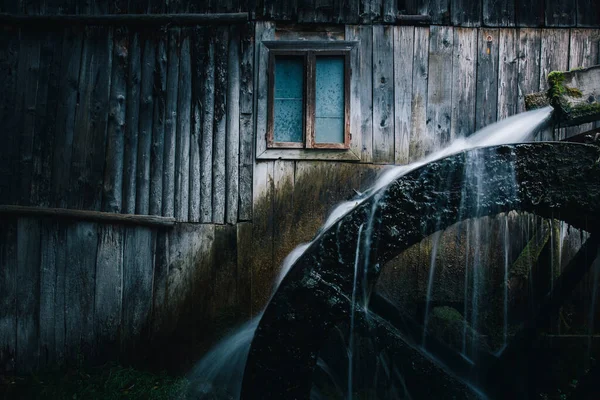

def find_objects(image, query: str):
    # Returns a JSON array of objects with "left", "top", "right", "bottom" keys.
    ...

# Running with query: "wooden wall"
[
  {"left": 0, "top": 23, "right": 253, "bottom": 224},
  {"left": 2, "top": 0, "right": 600, "bottom": 27}
]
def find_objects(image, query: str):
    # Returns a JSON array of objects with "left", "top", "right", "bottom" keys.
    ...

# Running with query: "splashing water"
[{"left": 188, "top": 106, "right": 554, "bottom": 399}]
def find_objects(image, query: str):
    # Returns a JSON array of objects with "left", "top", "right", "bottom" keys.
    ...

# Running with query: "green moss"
[
  {"left": 432, "top": 306, "right": 463, "bottom": 323},
  {"left": 564, "top": 86, "right": 583, "bottom": 98},
  {"left": 568, "top": 102, "right": 600, "bottom": 120}
]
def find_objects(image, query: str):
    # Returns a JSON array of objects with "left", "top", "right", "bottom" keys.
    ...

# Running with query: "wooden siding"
[
  {"left": 2, "top": 1, "right": 600, "bottom": 27},
  {"left": 0, "top": 25, "right": 251, "bottom": 224}
]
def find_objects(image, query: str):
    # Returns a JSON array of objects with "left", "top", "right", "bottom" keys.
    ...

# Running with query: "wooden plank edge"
[{"left": 0, "top": 205, "right": 176, "bottom": 228}]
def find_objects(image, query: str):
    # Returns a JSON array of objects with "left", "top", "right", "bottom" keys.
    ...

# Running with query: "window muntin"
[{"left": 267, "top": 48, "right": 350, "bottom": 150}]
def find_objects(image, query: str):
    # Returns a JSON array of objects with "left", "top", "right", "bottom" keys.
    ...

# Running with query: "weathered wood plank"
[
  {"left": 345, "top": 25, "right": 363, "bottom": 162},
  {"left": 212, "top": 225, "right": 239, "bottom": 321},
  {"left": 393, "top": 26, "right": 414, "bottom": 164},
  {"left": 409, "top": 26, "right": 429, "bottom": 162},
  {"left": 122, "top": 227, "right": 154, "bottom": 354},
  {"left": 545, "top": 0, "right": 576, "bottom": 27},
  {"left": 428, "top": 0, "right": 450, "bottom": 25},
  {"left": 151, "top": 230, "right": 169, "bottom": 337},
  {"left": 517, "top": 29, "right": 542, "bottom": 114},
  {"left": 70, "top": 27, "right": 113, "bottom": 211},
  {"left": 272, "top": 160, "right": 295, "bottom": 274},
  {"left": 475, "top": 28, "right": 499, "bottom": 131},
  {"left": 539, "top": 28, "right": 570, "bottom": 140},
  {"left": 565, "top": 29, "right": 599, "bottom": 137},
  {"left": 357, "top": 25, "right": 373, "bottom": 162},
  {"left": 212, "top": 27, "right": 229, "bottom": 224},
  {"left": 577, "top": 0, "right": 600, "bottom": 27},
  {"left": 483, "top": 0, "right": 515, "bottom": 27},
  {"left": 450, "top": 28, "right": 477, "bottom": 139},
  {"left": 102, "top": 28, "right": 128, "bottom": 214},
  {"left": 0, "top": 218, "right": 17, "bottom": 373},
  {"left": 382, "top": 0, "right": 396, "bottom": 23},
  {"left": 31, "top": 32, "right": 62, "bottom": 208},
  {"left": 237, "top": 222, "right": 253, "bottom": 319},
  {"left": 226, "top": 26, "right": 241, "bottom": 224},
  {"left": 162, "top": 29, "right": 180, "bottom": 218},
  {"left": 149, "top": 34, "right": 167, "bottom": 216},
  {"left": 189, "top": 27, "right": 206, "bottom": 223},
  {"left": 175, "top": 30, "right": 192, "bottom": 222},
  {"left": 516, "top": 1, "right": 544, "bottom": 27},
  {"left": 427, "top": 25, "right": 454, "bottom": 148},
  {"left": 39, "top": 221, "right": 58, "bottom": 368},
  {"left": 65, "top": 222, "right": 98, "bottom": 362},
  {"left": 372, "top": 25, "right": 394, "bottom": 164},
  {"left": 17, "top": 33, "right": 41, "bottom": 206},
  {"left": 451, "top": 0, "right": 480, "bottom": 27},
  {"left": 122, "top": 32, "right": 141, "bottom": 215},
  {"left": 254, "top": 21, "right": 276, "bottom": 160},
  {"left": 200, "top": 33, "right": 215, "bottom": 223},
  {"left": 251, "top": 161, "right": 274, "bottom": 315},
  {"left": 15, "top": 218, "right": 41, "bottom": 373},
  {"left": 238, "top": 22, "right": 254, "bottom": 221},
  {"left": 497, "top": 29, "right": 519, "bottom": 120},
  {"left": 94, "top": 224, "right": 123, "bottom": 360},
  {"left": 0, "top": 29, "right": 20, "bottom": 205},
  {"left": 53, "top": 224, "right": 67, "bottom": 367},
  {"left": 135, "top": 32, "right": 156, "bottom": 216}
]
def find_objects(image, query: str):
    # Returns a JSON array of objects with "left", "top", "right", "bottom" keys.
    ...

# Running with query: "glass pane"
[
  {"left": 274, "top": 56, "right": 303, "bottom": 143},
  {"left": 315, "top": 56, "right": 344, "bottom": 144}
]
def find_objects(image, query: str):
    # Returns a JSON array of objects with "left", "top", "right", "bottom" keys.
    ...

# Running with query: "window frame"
[{"left": 264, "top": 41, "right": 355, "bottom": 151}]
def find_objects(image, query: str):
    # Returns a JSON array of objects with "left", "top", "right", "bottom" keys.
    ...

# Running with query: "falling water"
[
  {"left": 348, "top": 224, "right": 364, "bottom": 400},
  {"left": 189, "top": 106, "right": 554, "bottom": 399}
]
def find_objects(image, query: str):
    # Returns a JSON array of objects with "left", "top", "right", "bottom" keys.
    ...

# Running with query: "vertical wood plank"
[
  {"left": 539, "top": 29, "right": 569, "bottom": 140},
  {"left": 70, "top": 27, "right": 113, "bottom": 211},
  {"left": 497, "top": 29, "right": 519, "bottom": 120},
  {"left": 577, "top": 0, "right": 600, "bottom": 27},
  {"left": 251, "top": 161, "right": 274, "bottom": 315},
  {"left": 345, "top": 25, "right": 363, "bottom": 162},
  {"left": 409, "top": 26, "right": 429, "bottom": 162},
  {"left": 372, "top": 25, "right": 394, "bottom": 164},
  {"left": 358, "top": 25, "right": 373, "bottom": 162},
  {"left": 450, "top": 28, "right": 477, "bottom": 139},
  {"left": 475, "top": 28, "right": 499, "bottom": 131},
  {"left": 239, "top": 22, "right": 254, "bottom": 221},
  {"left": 213, "top": 27, "right": 229, "bottom": 224},
  {"left": 39, "top": 221, "right": 58, "bottom": 368},
  {"left": 149, "top": 35, "right": 167, "bottom": 216},
  {"left": 31, "top": 32, "right": 62, "bottom": 208},
  {"left": 0, "top": 30, "right": 19, "bottom": 205},
  {"left": 16, "top": 218, "right": 41, "bottom": 373},
  {"left": 237, "top": 222, "right": 253, "bottom": 319},
  {"left": 427, "top": 25, "right": 454, "bottom": 149},
  {"left": 151, "top": 230, "right": 169, "bottom": 337},
  {"left": 382, "top": 0, "right": 396, "bottom": 23},
  {"left": 122, "top": 227, "right": 154, "bottom": 353},
  {"left": 136, "top": 32, "right": 155, "bottom": 216},
  {"left": 545, "top": 0, "right": 576, "bottom": 27},
  {"left": 162, "top": 29, "right": 180, "bottom": 218},
  {"left": 53, "top": 224, "right": 67, "bottom": 367},
  {"left": 272, "top": 160, "right": 295, "bottom": 271},
  {"left": 393, "top": 26, "right": 414, "bottom": 165},
  {"left": 18, "top": 34, "right": 41, "bottom": 206},
  {"left": 94, "top": 225, "right": 123, "bottom": 360},
  {"left": 428, "top": 0, "right": 450, "bottom": 25},
  {"left": 200, "top": 33, "right": 215, "bottom": 223},
  {"left": 565, "top": 29, "right": 598, "bottom": 137},
  {"left": 516, "top": 1, "right": 544, "bottom": 27},
  {"left": 175, "top": 31, "right": 192, "bottom": 222},
  {"left": 102, "top": 28, "right": 128, "bottom": 214},
  {"left": 122, "top": 32, "right": 141, "bottom": 215},
  {"left": 65, "top": 222, "right": 98, "bottom": 362},
  {"left": 517, "top": 29, "right": 542, "bottom": 114},
  {"left": 451, "top": 0, "right": 481, "bottom": 27},
  {"left": 0, "top": 219, "right": 17, "bottom": 373},
  {"left": 213, "top": 225, "right": 238, "bottom": 321},
  {"left": 226, "top": 26, "right": 241, "bottom": 225},
  {"left": 190, "top": 27, "right": 206, "bottom": 223},
  {"left": 483, "top": 0, "right": 515, "bottom": 27},
  {"left": 254, "top": 21, "right": 275, "bottom": 160}
]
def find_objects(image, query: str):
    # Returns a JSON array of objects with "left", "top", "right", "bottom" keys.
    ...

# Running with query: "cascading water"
[{"left": 188, "top": 106, "right": 556, "bottom": 399}]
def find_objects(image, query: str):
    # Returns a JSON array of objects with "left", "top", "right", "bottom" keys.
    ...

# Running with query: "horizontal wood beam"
[
  {"left": 0, "top": 12, "right": 249, "bottom": 27},
  {"left": 0, "top": 205, "right": 176, "bottom": 228}
]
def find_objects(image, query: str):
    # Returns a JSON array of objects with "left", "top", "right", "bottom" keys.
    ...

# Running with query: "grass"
[{"left": 0, "top": 364, "right": 189, "bottom": 400}]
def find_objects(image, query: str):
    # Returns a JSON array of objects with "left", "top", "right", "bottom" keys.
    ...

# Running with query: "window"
[{"left": 264, "top": 41, "right": 355, "bottom": 151}]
